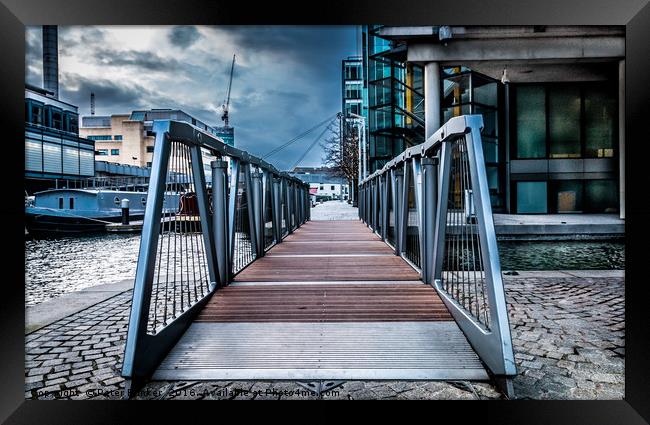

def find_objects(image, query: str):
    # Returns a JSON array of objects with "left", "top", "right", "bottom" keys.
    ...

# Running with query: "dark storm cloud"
[
  {"left": 25, "top": 25, "right": 358, "bottom": 170},
  {"left": 59, "top": 72, "right": 180, "bottom": 115},
  {"left": 168, "top": 26, "right": 201, "bottom": 48},
  {"left": 92, "top": 48, "right": 186, "bottom": 72}
]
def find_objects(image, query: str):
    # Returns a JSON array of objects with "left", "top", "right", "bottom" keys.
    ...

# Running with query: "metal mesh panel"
[
  {"left": 386, "top": 177, "right": 396, "bottom": 248},
  {"left": 404, "top": 164, "right": 421, "bottom": 268},
  {"left": 232, "top": 167, "right": 256, "bottom": 274},
  {"left": 146, "top": 141, "right": 212, "bottom": 335},
  {"left": 263, "top": 175, "right": 275, "bottom": 250},
  {"left": 376, "top": 180, "right": 382, "bottom": 235},
  {"left": 281, "top": 182, "right": 288, "bottom": 237},
  {"left": 440, "top": 137, "right": 491, "bottom": 330}
]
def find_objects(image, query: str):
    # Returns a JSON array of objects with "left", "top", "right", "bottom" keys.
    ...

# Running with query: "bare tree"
[{"left": 321, "top": 115, "right": 359, "bottom": 204}]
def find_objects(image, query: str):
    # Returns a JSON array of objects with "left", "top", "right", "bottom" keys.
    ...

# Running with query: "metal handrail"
[
  {"left": 121, "top": 120, "right": 310, "bottom": 388},
  {"left": 358, "top": 115, "right": 516, "bottom": 394}
]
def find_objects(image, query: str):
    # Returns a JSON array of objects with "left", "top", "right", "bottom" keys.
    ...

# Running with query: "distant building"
[
  {"left": 80, "top": 109, "right": 227, "bottom": 168},
  {"left": 25, "top": 84, "right": 95, "bottom": 193},
  {"left": 214, "top": 126, "right": 235, "bottom": 147},
  {"left": 290, "top": 167, "right": 350, "bottom": 201},
  {"left": 342, "top": 56, "right": 364, "bottom": 119}
]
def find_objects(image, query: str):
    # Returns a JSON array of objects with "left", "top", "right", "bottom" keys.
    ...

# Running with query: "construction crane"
[{"left": 221, "top": 54, "right": 236, "bottom": 128}]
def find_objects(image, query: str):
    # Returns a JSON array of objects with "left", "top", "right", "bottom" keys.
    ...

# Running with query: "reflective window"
[
  {"left": 585, "top": 88, "right": 616, "bottom": 158},
  {"left": 517, "top": 181, "right": 547, "bottom": 213},
  {"left": 516, "top": 86, "right": 546, "bottom": 158},
  {"left": 549, "top": 87, "right": 581, "bottom": 158},
  {"left": 585, "top": 180, "right": 618, "bottom": 213},
  {"left": 31, "top": 104, "right": 44, "bottom": 126},
  {"left": 554, "top": 180, "right": 583, "bottom": 213},
  {"left": 473, "top": 74, "right": 498, "bottom": 107},
  {"left": 52, "top": 110, "right": 63, "bottom": 130}
]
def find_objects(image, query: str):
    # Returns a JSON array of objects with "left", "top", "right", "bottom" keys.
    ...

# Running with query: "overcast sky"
[{"left": 25, "top": 26, "right": 359, "bottom": 170}]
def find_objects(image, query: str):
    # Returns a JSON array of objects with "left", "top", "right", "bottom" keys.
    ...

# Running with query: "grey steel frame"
[
  {"left": 359, "top": 115, "right": 516, "bottom": 390},
  {"left": 122, "top": 120, "right": 310, "bottom": 384}
]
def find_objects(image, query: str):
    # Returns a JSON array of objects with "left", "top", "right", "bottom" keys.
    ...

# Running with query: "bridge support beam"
[{"left": 211, "top": 160, "right": 230, "bottom": 286}]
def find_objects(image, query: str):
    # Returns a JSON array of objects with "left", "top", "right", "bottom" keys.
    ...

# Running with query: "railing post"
[
  {"left": 381, "top": 174, "right": 388, "bottom": 240},
  {"left": 190, "top": 145, "right": 218, "bottom": 289},
  {"left": 399, "top": 161, "right": 410, "bottom": 255},
  {"left": 122, "top": 125, "right": 171, "bottom": 380},
  {"left": 432, "top": 142, "right": 451, "bottom": 282},
  {"left": 245, "top": 164, "right": 261, "bottom": 258},
  {"left": 305, "top": 185, "right": 311, "bottom": 221},
  {"left": 365, "top": 181, "right": 372, "bottom": 227},
  {"left": 228, "top": 159, "right": 240, "bottom": 275},
  {"left": 280, "top": 177, "right": 291, "bottom": 236},
  {"left": 272, "top": 176, "right": 282, "bottom": 242},
  {"left": 420, "top": 157, "right": 437, "bottom": 285},
  {"left": 211, "top": 159, "right": 229, "bottom": 287}
]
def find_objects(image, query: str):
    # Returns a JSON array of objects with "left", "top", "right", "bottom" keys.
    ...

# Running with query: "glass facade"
[
  {"left": 513, "top": 83, "right": 617, "bottom": 160},
  {"left": 25, "top": 88, "right": 94, "bottom": 179},
  {"left": 515, "top": 179, "right": 618, "bottom": 214},
  {"left": 442, "top": 68, "right": 504, "bottom": 210},
  {"left": 516, "top": 181, "right": 547, "bottom": 213},
  {"left": 363, "top": 26, "right": 425, "bottom": 173}
]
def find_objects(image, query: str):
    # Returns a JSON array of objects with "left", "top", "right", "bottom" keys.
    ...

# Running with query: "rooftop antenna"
[{"left": 90, "top": 92, "right": 95, "bottom": 116}]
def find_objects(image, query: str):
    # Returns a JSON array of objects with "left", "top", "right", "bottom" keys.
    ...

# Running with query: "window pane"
[
  {"left": 442, "top": 74, "right": 470, "bottom": 108},
  {"left": 555, "top": 180, "right": 583, "bottom": 213},
  {"left": 516, "top": 86, "right": 546, "bottom": 158},
  {"left": 585, "top": 87, "right": 616, "bottom": 158},
  {"left": 584, "top": 180, "right": 618, "bottom": 213},
  {"left": 472, "top": 76, "right": 498, "bottom": 107},
  {"left": 549, "top": 87, "right": 581, "bottom": 158},
  {"left": 517, "top": 181, "right": 547, "bottom": 213}
]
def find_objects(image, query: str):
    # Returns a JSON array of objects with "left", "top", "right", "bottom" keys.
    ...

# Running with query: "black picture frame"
[{"left": 2, "top": 0, "right": 649, "bottom": 422}]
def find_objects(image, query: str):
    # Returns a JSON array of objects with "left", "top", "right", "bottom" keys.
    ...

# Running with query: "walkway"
[{"left": 153, "top": 219, "right": 488, "bottom": 381}]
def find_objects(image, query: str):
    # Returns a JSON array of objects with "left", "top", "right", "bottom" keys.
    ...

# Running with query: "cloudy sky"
[{"left": 26, "top": 26, "right": 359, "bottom": 170}]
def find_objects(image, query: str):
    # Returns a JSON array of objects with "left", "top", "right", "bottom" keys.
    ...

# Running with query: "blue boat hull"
[{"left": 25, "top": 211, "right": 145, "bottom": 235}]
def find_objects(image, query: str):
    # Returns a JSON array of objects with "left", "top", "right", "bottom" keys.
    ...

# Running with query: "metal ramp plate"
[{"left": 152, "top": 321, "right": 488, "bottom": 381}]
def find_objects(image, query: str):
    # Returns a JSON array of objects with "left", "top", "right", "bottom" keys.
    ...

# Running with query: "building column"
[
  {"left": 424, "top": 62, "right": 441, "bottom": 139},
  {"left": 618, "top": 59, "right": 625, "bottom": 220}
]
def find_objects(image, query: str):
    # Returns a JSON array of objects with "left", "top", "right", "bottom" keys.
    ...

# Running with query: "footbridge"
[{"left": 121, "top": 115, "right": 516, "bottom": 396}]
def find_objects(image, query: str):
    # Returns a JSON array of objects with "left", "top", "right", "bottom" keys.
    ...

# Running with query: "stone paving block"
[{"left": 23, "top": 273, "right": 624, "bottom": 401}]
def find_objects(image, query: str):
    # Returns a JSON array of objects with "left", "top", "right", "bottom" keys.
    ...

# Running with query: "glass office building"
[
  {"left": 359, "top": 25, "right": 623, "bottom": 215},
  {"left": 362, "top": 25, "right": 425, "bottom": 174}
]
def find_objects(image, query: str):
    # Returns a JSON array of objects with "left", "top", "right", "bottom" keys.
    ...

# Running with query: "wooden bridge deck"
[{"left": 153, "top": 219, "right": 488, "bottom": 381}]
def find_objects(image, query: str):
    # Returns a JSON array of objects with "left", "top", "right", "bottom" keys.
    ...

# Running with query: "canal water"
[{"left": 24, "top": 234, "right": 625, "bottom": 306}]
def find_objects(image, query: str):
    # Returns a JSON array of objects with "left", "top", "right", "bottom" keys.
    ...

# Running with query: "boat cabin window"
[
  {"left": 69, "top": 198, "right": 74, "bottom": 209},
  {"left": 141, "top": 197, "right": 147, "bottom": 206},
  {"left": 58, "top": 197, "right": 64, "bottom": 209},
  {"left": 114, "top": 197, "right": 120, "bottom": 206}
]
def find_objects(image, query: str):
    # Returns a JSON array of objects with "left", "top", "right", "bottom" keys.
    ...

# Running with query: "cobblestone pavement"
[{"left": 24, "top": 274, "right": 624, "bottom": 400}]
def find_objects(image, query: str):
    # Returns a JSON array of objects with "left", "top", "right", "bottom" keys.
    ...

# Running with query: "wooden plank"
[{"left": 196, "top": 284, "right": 453, "bottom": 322}]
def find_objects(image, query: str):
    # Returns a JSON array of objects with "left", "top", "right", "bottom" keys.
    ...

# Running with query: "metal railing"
[
  {"left": 122, "top": 120, "right": 310, "bottom": 383},
  {"left": 359, "top": 115, "right": 516, "bottom": 390}
]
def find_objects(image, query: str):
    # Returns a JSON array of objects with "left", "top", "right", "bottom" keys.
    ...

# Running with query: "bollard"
[{"left": 121, "top": 198, "right": 130, "bottom": 225}]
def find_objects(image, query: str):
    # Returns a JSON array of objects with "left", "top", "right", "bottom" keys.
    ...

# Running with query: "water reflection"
[{"left": 24, "top": 233, "right": 625, "bottom": 306}]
